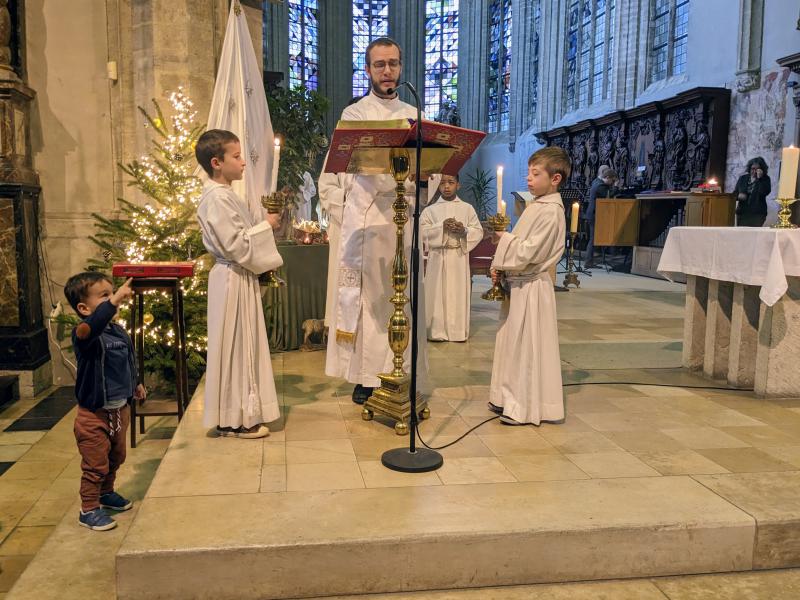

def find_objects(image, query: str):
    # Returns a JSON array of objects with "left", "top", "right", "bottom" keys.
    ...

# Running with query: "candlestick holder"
[
  {"left": 563, "top": 231, "right": 580, "bottom": 288},
  {"left": 260, "top": 192, "right": 287, "bottom": 287},
  {"left": 772, "top": 197, "right": 798, "bottom": 229},
  {"left": 481, "top": 212, "right": 512, "bottom": 302}
]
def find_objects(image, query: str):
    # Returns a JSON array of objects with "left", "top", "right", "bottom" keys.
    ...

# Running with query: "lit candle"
[
  {"left": 271, "top": 137, "right": 281, "bottom": 194},
  {"left": 778, "top": 145, "right": 800, "bottom": 199},
  {"left": 499, "top": 200, "right": 506, "bottom": 216},
  {"left": 570, "top": 202, "right": 580, "bottom": 233},
  {"left": 496, "top": 166, "right": 504, "bottom": 215}
]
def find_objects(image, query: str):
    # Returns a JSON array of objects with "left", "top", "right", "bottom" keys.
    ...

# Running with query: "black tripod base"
[{"left": 381, "top": 447, "right": 443, "bottom": 473}]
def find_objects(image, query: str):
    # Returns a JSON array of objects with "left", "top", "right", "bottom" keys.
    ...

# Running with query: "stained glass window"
[
  {"left": 424, "top": 0, "right": 459, "bottom": 121},
  {"left": 487, "top": 0, "right": 511, "bottom": 133},
  {"left": 564, "top": 0, "right": 615, "bottom": 113},
  {"left": 352, "top": 1, "right": 389, "bottom": 97},
  {"left": 648, "top": 0, "right": 689, "bottom": 85},
  {"left": 288, "top": 0, "right": 319, "bottom": 90}
]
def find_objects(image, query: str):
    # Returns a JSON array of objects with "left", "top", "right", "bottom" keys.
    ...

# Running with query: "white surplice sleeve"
[
  {"left": 201, "top": 192, "right": 283, "bottom": 275},
  {"left": 421, "top": 205, "right": 446, "bottom": 249},
  {"left": 463, "top": 204, "right": 484, "bottom": 254},
  {"left": 491, "top": 204, "right": 563, "bottom": 273}
]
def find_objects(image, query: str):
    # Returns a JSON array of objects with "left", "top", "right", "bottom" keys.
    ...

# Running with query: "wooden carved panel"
[{"left": 536, "top": 87, "right": 731, "bottom": 193}]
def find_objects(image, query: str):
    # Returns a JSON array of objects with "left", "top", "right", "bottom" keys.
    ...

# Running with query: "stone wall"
[{"left": 726, "top": 68, "right": 791, "bottom": 210}]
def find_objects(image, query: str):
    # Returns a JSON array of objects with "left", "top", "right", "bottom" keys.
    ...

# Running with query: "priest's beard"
[{"left": 370, "top": 74, "right": 400, "bottom": 99}]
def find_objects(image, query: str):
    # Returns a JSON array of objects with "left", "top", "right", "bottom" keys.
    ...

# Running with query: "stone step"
[
  {"left": 116, "top": 474, "right": 756, "bottom": 600},
  {"left": 0, "top": 374, "right": 18, "bottom": 409}
]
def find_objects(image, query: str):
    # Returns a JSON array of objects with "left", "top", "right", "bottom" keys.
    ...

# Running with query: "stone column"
[
  {"left": 0, "top": 0, "right": 50, "bottom": 394},
  {"left": 457, "top": 0, "right": 489, "bottom": 131},
  {"left": 388, "top": 0, "right": 425, "bottom": 108},
  {"left": 508, "top": 0, "right": 538, "bottom": 151},
  {"left": 703, "top": 280, "right": 733, "bottom": 379},
  {"left": 682, "top": 275, "right": 709, "bottom": 370},
  {"left": 728, "top": 283, "right": 760, "bottom": 388},
  {"left": 735, "top": 0, "right": 764, "bottom": 93},
  {"left": 755, "top": 277, "right": 800, "bottom": 397},
  {"left": 263, "top": 0, "right": 289, "bottom": 83},
  {"left": 318, "top": 0, "right": 353, "bottom": 136}
]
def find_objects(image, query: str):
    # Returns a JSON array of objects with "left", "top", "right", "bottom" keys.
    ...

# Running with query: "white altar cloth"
[{"left": 658, "top": 227, "right": 800, "bottom": 306}]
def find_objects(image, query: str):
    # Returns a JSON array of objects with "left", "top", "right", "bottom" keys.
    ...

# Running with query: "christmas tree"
[{"left": 89, "top": 89, "right": 209, "bottom": 385}]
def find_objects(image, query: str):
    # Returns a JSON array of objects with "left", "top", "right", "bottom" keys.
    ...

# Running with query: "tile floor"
[{"left": 5, "top": 270, "right": 800, "bottom": 598}]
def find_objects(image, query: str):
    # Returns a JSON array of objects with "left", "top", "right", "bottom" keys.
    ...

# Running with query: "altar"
[{"left": 658, "top": 227, "right": 800, "bottom": 396}]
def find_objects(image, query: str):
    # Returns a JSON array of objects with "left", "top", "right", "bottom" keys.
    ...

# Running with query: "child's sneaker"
[
  {"left": 100, "top": 491, "right": 133, "bottom": 511},
  {"left": 217, "top": 424, "right": 270, "bottom": 439},
  {"left": 78, "top": 508, "right": 117, "bottom": 531},
  {"left": 499, "top": 415, "right": 525, "bottom": 426},
  {"left": 488, "top": 402, "right": 503, "bottom": 415}
]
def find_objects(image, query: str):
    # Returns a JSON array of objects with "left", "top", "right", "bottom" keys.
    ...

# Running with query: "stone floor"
[{"left": 5, "top": 270, "right": 800, "bottom": 598}]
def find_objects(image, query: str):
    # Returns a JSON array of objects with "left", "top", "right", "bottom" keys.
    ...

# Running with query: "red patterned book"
[
  {"left": 112, "top": 261, "right": 195, "bottom": 279},
  {"left": 324, "top": 119, "right": 486, "bottom": 176}
]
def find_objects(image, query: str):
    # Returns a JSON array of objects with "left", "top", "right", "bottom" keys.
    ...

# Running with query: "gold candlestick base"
[
  {"left": 481, "top": 212, "right": 511, "bottom": 302},
  {"left": 563, "top": 231, "right": 580, "bottom": 288},
  {"left": 772, "top": 197, "right": 797, "bottom": 229},
  {"left": 261, "top": 192, "right": 288, "bottom": 287}
]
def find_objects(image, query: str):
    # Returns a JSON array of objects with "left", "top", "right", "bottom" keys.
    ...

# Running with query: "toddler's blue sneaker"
[
  {"left": 100, "top": 491, "right": 133, "bottom": 511},
  {"left": 78, "top": 508, "right": 117, "bottom": 531}
]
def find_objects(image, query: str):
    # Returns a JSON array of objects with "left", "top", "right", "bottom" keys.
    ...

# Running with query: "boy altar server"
[
  {"left": 488, "top": 147, "right": 570, "bottom": 426},
  {"left": 421, "top": 174, "right": 483, "bottom": 342},
  {"left": 196, "top": 129, "right": 283, "bottom": 438}
]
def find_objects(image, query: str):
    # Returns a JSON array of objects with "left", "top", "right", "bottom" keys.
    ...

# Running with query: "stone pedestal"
[
  {"left": 682, "top": 275, "right": 709, "bottom": 370},
  {"left": 704, "top": 280, "right": 733, "bottom": 379},
  {"left": 728, "top": 283, "right": 760, "bottom": 388},
  {"left": 755, "top": 278, "right": 800, "bottom": 397}
]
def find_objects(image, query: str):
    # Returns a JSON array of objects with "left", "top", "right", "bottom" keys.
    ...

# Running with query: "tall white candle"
[
  {"left": 570, "top": 202, "right": 580, "bottom": 233},
  {"left": 499, "top": 200, "right": 506, "bottom": 217},
  {"left": 778, "top": 145, "right": 800, "bottom": 199},
  {"left": 271, "top": 137, "right": 281, "bottom": 194},
  {"left": 496, "top": 166, "right": 504, "bottom": 215}
]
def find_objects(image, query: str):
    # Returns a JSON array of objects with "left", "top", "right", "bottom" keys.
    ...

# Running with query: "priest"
[
  {"left": 421, "top": 174, "right": 483, "bottom": 342},
  {"left": 321, "top": 37, "right": 427, "bottom": 405}
]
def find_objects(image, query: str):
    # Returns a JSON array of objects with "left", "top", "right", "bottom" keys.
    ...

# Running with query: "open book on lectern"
[{"left": 323, "top": 119, "right": 486, "bottom": 177}]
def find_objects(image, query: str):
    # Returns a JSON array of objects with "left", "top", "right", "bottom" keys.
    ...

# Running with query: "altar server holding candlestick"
[{"left": 488, "top": 147, "right": 570, "bottom": 426}]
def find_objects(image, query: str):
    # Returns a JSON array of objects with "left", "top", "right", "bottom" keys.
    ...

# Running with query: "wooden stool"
[{"left": 128, "top": 277, "right": 189, "bottom": 448}]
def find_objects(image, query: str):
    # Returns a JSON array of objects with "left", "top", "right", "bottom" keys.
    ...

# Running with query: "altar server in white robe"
[
  {"left": 488, "top": 147, "right": 570, "bottom": 426},
  {"left": 421, "top": 174, "right": 483, "bottom": 342},
  {"left": 323, "top": 37, "right": 429, "bottom": 405},
  {"left": 195, "top": 129, "right": 283, "bottom": 438}
]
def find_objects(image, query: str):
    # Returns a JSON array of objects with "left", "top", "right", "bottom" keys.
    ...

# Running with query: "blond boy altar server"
[
  {"left": 321, "top": 37, "right": 431, "bottom": 405},
  {"left": 421, "top": 174, "right": 483, "bottom": 342},
  {"left": 488, "top": 147, "right": 570, "bottom": 426},
  {"left": 196, "top": 129, "right": 283, "bottom": 438}
]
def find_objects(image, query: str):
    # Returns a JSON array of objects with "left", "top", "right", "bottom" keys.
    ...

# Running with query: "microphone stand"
[{"left": 381, "top": 81, "right": 443, "bottom": 473}]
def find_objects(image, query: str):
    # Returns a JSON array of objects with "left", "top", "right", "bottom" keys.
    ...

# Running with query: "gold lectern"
[{"left": 324, "top": 118, "right": 486, "bottom": 435}]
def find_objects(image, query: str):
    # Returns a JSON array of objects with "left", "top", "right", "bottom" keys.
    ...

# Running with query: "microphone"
[{"left": 386, "top": 81, "right": 415, "bottom": 97}]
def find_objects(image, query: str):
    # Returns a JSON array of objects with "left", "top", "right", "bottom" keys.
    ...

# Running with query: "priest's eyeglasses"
[{"left": 371, "top": 60, "right": 401, "bottom": 71}]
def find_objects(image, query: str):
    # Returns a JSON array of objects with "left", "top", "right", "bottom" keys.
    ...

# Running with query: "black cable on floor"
[
  {"left": 413, "top": 380, "right": 754, "bottom": 450},
  {"left": 415, "top": 415, "right": 499, "bottom": 450}
]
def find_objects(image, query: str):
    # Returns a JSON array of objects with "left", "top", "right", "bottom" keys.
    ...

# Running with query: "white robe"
[
  {"left": 318, "top": 167, "right": 350, "bottom": 327},
  {"left": 196, "top": 180, "right": 283, "bottom": 429},
  {"left": 322, "top": 91, "right": 427, "bottom": 388},
  {"left": 421, "top": 197, "right": 483, "bottom": 341},
  {"left": 295, "top": 171, "right": 315, "bottom": 222},
  {"left": 489, "top": 192, "right": 566, "bottom": 425}
]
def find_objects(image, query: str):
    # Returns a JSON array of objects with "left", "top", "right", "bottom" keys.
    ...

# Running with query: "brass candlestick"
[
  {"left": 261, "top": 192, "right": 287, "bottom": 287},
  {"left": 481, "top": 212, "right": 512, "bottom": 301},
  {"left": 563, "top": 231, "right": 580, "bottom": 288},
  {"left": 362, "top": 148, "right": 430, "bottom": 435},
  {"left": 772, "top": 198, "right": 798, "bottom": 229}
]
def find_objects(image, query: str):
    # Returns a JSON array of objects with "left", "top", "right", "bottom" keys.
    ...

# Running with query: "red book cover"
[
  {"left": 324, "top": 119, "right": 485, "bottom": 176},
  {"left": 112, "top": 261, "right": 195, "bottom": 279}
]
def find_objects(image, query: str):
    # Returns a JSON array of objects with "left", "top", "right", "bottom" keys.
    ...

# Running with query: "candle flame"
[
  {"left": 497, "top": 166, "right": 504, "bottom": 175},
  {"left": 274, "top": 137, "right": 281, "bottom": 148},
  {"left": 708, "top": 178, "right": 718, "bottom": 185}
]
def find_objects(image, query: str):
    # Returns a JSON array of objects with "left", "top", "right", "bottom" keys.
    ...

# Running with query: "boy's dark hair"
[
  {"left": 440, "top": 173, "right": 459, "bottom": 182},
  {"left": 64, "top": 271, "right": 112, "bottom": 312},
  {"left": 195, "top": 129, "right": 240, "bottom": 177},
  {"left": 528, "top": 147, "right": 572, "bottom": 185},
  {"left": 365, "top": 37, "right": 402, "bottom": 66}
]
